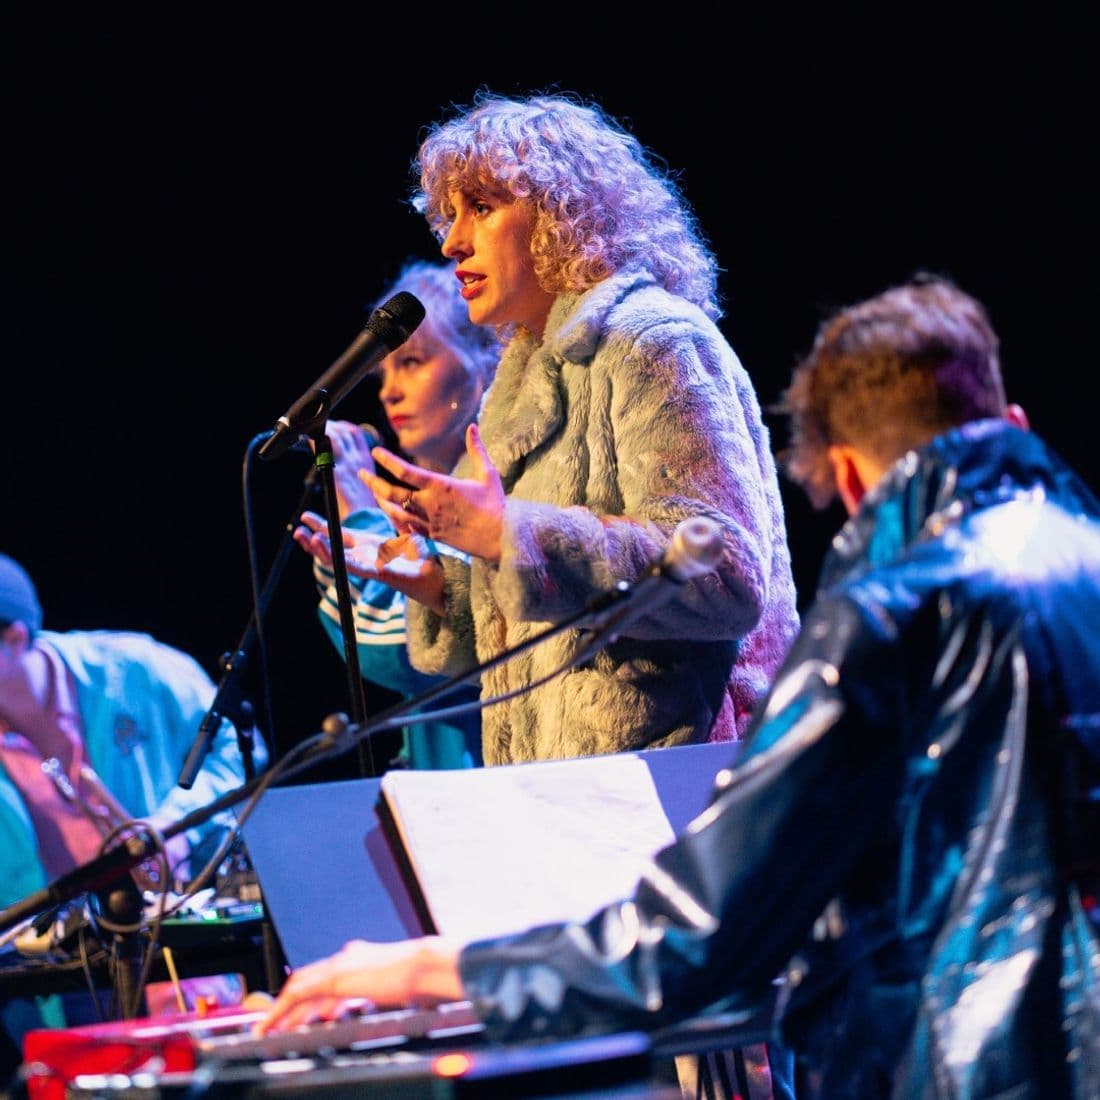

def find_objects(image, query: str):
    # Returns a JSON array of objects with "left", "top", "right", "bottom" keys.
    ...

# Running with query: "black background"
[{"left": 5, "top": 15, "right": 1096, "bottom": 782}]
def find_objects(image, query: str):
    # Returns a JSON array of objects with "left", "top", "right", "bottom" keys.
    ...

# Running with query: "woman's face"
[
  {"left": 441, "top": 189, "right": 555, "bottom": 338},
  {"left": 376, "top": 319, "right": 483, "bottom": 472}
]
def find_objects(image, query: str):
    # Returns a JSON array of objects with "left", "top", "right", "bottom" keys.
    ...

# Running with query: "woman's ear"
[
  {"left": 1004, "top": 402, "right": 1030, "bottom": 431},
  {"left": 1, "top": 618, "right": 31, "bottom": 655},
  {"left": 827, "top": 445, "right": 871, "bottom": 516}
]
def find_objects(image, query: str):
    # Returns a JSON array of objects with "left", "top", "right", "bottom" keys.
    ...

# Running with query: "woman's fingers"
[
  {"left": 369, "top": 446, "right": 421, "bottom": 486},
  {"left": 359, "top": 472, "right": 430, "bottom": 534}
]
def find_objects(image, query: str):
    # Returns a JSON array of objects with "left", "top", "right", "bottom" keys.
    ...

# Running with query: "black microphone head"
[{"left": 369, "top": 291, "right": 426, "bottom": 350}]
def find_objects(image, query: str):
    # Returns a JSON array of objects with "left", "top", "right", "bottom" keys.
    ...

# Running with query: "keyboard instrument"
[
  {"left": 194, "top": 998, "right": 483, "bottom": 1060},
  {"left": 21, "top": 1001, "right": 661, "bottom": 1098}
]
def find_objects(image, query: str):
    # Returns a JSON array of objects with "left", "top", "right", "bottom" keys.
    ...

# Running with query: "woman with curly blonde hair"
[
  {"left": 361, "top": 88, "right": 799, "bottom": 769},
  {"left": 413, "top": 92, "right": 721, "bottom": 319}
]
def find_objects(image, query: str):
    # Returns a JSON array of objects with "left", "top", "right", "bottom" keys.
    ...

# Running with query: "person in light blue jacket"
[{"left": 0, "top": 551, "right": 265, "bottom": 1067}]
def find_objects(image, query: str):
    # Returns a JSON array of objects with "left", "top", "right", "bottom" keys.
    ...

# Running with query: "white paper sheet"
[{"left": 380, "top": 753, "right": 677, "bottom": 943}]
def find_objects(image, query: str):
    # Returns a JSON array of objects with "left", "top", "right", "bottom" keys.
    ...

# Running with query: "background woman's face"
[{"left": 376, "top": 320, "right": 482, "bottom": 470}]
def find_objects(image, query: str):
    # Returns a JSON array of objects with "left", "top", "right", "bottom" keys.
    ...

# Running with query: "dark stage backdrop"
[{"left": 5, "top": 17, "right": 1096, "bottom": 783}]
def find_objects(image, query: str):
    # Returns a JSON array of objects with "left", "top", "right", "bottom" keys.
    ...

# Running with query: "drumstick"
[{"left": 161, "top": 946, "right": 188, "bottom": 1013}]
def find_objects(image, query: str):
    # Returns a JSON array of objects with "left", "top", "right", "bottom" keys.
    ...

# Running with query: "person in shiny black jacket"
[{"left": 256, "top": 275, "right": 1100, "bottom": 1098}]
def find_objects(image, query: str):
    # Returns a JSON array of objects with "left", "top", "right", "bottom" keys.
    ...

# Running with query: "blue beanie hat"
[{"left": 0, "top": 554, "right": 43, "bottom": 632}]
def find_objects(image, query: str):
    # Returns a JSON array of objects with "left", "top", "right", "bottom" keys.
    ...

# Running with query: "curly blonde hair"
[
  {"left": 412, "top": 90, "right": 722, "bottom": 320},
  {"left": 777, "top": 275, "right": 1007, "bottom": 509}
]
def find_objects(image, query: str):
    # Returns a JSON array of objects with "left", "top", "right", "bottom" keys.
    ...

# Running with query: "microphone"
[
  {"left": 266, "top": 421, "right": 386, "bottom": 455},
  {"left": 258, "top": 291, "right": 426, "bottom": 461},
  {"left": 580, "top": 516, "right": 724, "bottom": 641},
  {"left": 651, "top": 516, "right": 725, "bottom": 582}
]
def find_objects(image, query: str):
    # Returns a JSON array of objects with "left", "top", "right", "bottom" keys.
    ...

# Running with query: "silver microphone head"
[{"left": 665, "top": 517, "right": 724, "bottom": 581}]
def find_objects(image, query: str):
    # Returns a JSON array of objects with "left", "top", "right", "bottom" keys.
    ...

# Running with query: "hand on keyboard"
[{"left": 253, "top": 936, "right": 466, "bottom": 1036}]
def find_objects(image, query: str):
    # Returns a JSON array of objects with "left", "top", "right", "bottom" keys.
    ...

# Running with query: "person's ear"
[
  {"left": 1004, "top": 402, "right": 1030, "bottom": 431},
  {"left": 827, "top": 445, "right": 870, "bottom": 516},
  {"left": 0, "top": 619, "right": 30, "bottom": 654}
]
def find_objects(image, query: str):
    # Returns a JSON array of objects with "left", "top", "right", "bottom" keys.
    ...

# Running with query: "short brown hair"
[{"left": 776, "top": 275, "right": 1007, "bottom": 509}]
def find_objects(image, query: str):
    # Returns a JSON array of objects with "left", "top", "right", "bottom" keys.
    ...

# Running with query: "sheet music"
[{"left": 380, "top": 753, "right": 677, "bottom": 943}]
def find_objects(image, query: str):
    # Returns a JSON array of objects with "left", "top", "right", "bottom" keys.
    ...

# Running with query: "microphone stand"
[
  {"left": 305, "top": 424, "right": 372, "bottom": 778},
  {"left": 94, "top": 873, "right": 147, "bottom": 1019},
  {"left": 176, "top": 436, "right": 321, "bottom": 791},
  {"left": 224, "top": 411, "right": 373, "bottom": 777},
  {"left": 173, "top": 432, "right": 320, "bottom": 999}
]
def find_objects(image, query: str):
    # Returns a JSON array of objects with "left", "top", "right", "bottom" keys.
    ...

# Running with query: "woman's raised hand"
[{"left": 361, "top": 424, "right": 504, "bottom": 563}]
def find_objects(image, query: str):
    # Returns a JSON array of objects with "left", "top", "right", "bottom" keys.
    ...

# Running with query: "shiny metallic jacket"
[{"left": 459, "top": 421, "right": 1100, "bottom": 1097}]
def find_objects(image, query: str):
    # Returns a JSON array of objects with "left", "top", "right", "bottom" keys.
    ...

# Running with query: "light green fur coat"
[{"left": 408, "top": 271, "right": 799, "bottom": 765}]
